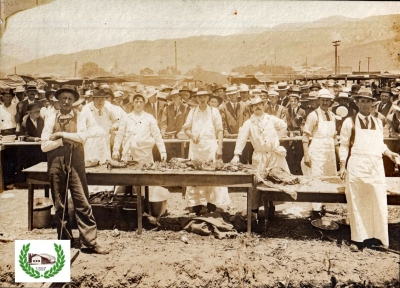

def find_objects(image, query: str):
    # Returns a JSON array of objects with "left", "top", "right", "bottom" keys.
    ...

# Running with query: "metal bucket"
[
  {"left": 149, "top": 200, "right": 167, "bottom": 217},
  {"left": 33, "top": 198, "right": 53, "bottom": 229}
]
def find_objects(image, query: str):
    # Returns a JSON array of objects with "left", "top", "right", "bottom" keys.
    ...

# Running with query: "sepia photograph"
[{"left": 1, "top": 0, "right": 400, "bottom": 287}]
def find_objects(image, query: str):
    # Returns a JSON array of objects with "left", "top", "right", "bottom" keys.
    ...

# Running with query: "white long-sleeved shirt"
[
  {"left": 113, "top": 111, "right": 166, "bottom": 154},
  {"left": 182, "top": 105, "right": 223, "bottom": 137},
  {"left": 41, "top": 109, "right": 104, "bottom": 152},
  {"left": 0, "top": 103, "right": 17, "bottom": 130},
  {"left": 339, "top": 113, "right": 388, "bottom": 162},
  {"left": 234, "top": 113, "right": 287, "bottom": 155}
]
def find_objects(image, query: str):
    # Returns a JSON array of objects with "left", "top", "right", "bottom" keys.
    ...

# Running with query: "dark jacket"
[{"left": 20, "top": 115, "right": 44, "bottom": 141}]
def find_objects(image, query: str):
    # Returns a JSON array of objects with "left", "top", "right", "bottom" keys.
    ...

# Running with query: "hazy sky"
[{"left": 1, "top": 0, "right": 399, "bottom": 62}]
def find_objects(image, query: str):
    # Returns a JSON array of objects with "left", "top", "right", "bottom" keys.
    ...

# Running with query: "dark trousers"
[{"left": 48, "top": 145, "right": 97, "bottom": 247}]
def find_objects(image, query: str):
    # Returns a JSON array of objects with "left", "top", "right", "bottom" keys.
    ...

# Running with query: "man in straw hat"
[
  {"left": 212, "top": 84, "right": 227, "bottom": 102},
  {"left": 183, "top": 87, "right": 230, "bottom": 215},
  {"left": 41, "top": 84, "right": 108, "bottom": 254},
  {"left": 219, "top": 86, "right": 247, "bottom": 163},
  {"left": 231, "top": 95, "right": 289, "bottom": 212},
  {"left": 275, "top": 82, "right": 290, "bottom": 107},
  {"left": 377, "top": 86, "right": 396, "bottom": 117},
  {"left": 265, "top": 90, "right": 286, "bottom": 120},
  {"left": 339, "top": 88, "right": 400, "bottom": 252},
  {"left": 112, "top": 92, "right": 167, "bottom": 164},
  {"left": 161, "top": 89, "right": 190, "bottom": 139},
  {"left": 301, "top": 89, "right": 338, "bottom": 218}
]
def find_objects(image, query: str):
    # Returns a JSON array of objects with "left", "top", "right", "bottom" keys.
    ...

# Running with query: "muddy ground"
[{"left": 0, "top": 187, "right": 399, "bottom": 288}]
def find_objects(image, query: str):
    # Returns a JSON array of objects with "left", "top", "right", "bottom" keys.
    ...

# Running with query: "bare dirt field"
[{"left": 0, "top": 187, "right": 399, "bottom": 288}]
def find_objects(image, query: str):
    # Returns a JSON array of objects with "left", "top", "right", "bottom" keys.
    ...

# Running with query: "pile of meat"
[
  {"left": 106, "top": 158, "right": 244, "bottom": 172},
  {"left": 255, "top": 167, "right": 300, "bottom": 199}
]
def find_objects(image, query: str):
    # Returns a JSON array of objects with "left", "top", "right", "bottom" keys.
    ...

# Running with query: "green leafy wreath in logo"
[{"left": 19, "top": 243, "right": 65, "bottom": 279}]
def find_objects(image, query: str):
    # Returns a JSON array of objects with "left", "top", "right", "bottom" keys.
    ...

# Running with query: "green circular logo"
[{"left": 19, "top": 243, "right": 65, "bottom": 279}]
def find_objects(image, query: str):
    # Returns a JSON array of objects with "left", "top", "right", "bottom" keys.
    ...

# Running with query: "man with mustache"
[{"left": 231, "top": 95, "right": 288, "bottom": 212}]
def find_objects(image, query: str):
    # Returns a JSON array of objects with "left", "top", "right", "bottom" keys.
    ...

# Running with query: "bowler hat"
[
  {"left": 55, "top": 85, "right": 80, "bottom": 101},
  {"left": 1, "top": 88, "right": 15, "bottom": 96},
  {"left": 350, "top": 84, "right": 361, "bottom": 95},
  {"left": 212, "top": 84, "right": 226, "bottom": 93},
  {"left": 309, "top": 82, "right": 321, "bottom": 90},
  {"left": 179, "top": 86, "right": 191, "bottom": 93},
  {"left": 92, "top": 89, "right": 108, "bottom": 98},
  {"left": 380, "top": 86, "right": 393, "bottom": 95}
]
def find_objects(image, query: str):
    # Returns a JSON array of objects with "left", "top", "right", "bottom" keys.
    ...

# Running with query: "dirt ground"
[{"left": 0, "top": 187, "right": 399, "bottom": 288}]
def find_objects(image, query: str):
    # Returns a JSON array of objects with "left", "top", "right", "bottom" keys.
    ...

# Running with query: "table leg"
[
  {"left": 181, "top": 142, "right": 187, "bottom": 197},
  {"left": 268, "top": 201, "right": 275, "bottom": 220},
  {"left": 0, "top": 148, "right": 4, "bottom": 193},
  {"left": 137, "top": 186, "right": 142, "bottom": 235},
  {"left": 145, "top": 186, "right": 149, "bottom": 213},
  {"left": 44, "top": 185, "right": 49, "bottom": 198},
  {"left": 28, "top": 183, "right": 34, "bottom": 231},
  {"left": 247, "top": 176, "right": 255, "bottom": 236}
]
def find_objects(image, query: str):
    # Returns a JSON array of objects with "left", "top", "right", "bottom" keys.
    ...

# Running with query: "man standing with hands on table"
[
  {"left": 183, "top": 87, "right": 230, "bottom": 215},
  {"left": 231, "top": 95, "right": 289, "bottom": 212},
  {"left": 112, "top": 91, "right": 167, "bottom": 164},
  {"left": 41, "top": 85, "right": 108, "bottom": 254},
  {"left": 301, "top": 88, "right": 338, "bottom": 218},
  {"left": 339, "top": 88, "right": 400, "bottom": 252}
]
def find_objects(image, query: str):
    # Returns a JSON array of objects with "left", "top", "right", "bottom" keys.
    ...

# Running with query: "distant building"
[{"left": 111, "top": 61, "right": 125, "bottom": 76}]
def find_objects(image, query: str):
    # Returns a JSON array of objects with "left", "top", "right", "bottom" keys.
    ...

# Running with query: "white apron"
[
  {"left": 85, "top": 115, "right": 111, "bottom": 164},
  {"left": 346, "top": 117, "right": 388, "bottom": 246},
  {"left": 301, "top": 109, "right": 337, "bottom": 177},
  {"left": 186, "top": 107, "right": 230, "bottom": 207},
  {"left": 301, "top": 110, "right": 337, "bottom": 211}
]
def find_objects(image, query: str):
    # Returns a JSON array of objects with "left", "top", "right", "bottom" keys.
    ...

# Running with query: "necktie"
[
  {"left": 233, "top": 103, "right": 237, "bottom": 117},
  {"left": 175, "top": 107, "right": 179, "bottom": 115},
  {"left": 325, "top": 111, "right": 330, "bottom": 121},
  {"left": 151, "top": 103, "right": 156, "bottom": 117},
  {"left": 379, "top": 103, "right": 383, "bottom": 112},
  {"left": 98, "top": 109, "right": 102, "bottom": 116},
  {"left": 365, "top": 116, "right": 369, "bottom": 129}
]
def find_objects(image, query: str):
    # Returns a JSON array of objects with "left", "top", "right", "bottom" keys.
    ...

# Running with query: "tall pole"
[
  {"left": 338, "top": 56, "right": 340, "bottom": 74},
  {"left": 359, "top": 60, "right": 361, "bottom": 72},
  {"left": 305, "top": 57, "right": 308, "bottom": 81},
  {"left": 174, "top": 41, "right": 177, "bottom": 71},
  {"left": 366, "top": 57, "right": 371, "bottom": 73},
  {"left": 332, "top": 40, "right": 341, "bottom": 75},
  {"left": 74, "top": 61, "right": 77, "bottom": 78}
]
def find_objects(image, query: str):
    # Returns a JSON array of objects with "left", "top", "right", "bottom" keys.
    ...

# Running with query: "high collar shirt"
[{"left": 0, "top": 103, "right": 17, "bottom": 129}]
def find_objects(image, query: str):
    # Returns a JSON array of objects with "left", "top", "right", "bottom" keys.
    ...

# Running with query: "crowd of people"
[{"left": 1, "top": 77, "right": 400, "bottom": 253}]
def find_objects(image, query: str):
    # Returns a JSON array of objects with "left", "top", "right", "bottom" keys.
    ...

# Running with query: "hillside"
[{"left": 2, "top": 14, "right": 400, "bottom": 77}]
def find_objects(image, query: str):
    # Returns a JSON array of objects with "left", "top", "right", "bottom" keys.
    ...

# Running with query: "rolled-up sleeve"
[
  {"left": 41, "top": 112, "right": 63, "bottom": 152},
  {"left": 149, "top": 117, "right": 166, "bottom": 154},
  {"left": 234, "top": 121, "right": 250, "bottom": 155},
  {"left": 182, "top": 108, "right": 194, "bottom": 131},
  {"left": 212, "top": 107, "right": 223, "bottom": 134},
  {"left": 339, "top": 117, "right": 352, "bottom": 162}
]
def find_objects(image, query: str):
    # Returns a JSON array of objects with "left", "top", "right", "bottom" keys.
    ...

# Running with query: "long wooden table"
[
  {"left": 260, "top": 176, "right": 400, "bottom": 220},
  {"left": 23, "top": 162, "right": 257, "bottom": 235}
]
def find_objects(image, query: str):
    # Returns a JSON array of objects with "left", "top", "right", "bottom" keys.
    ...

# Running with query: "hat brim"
[
  {"left": 351, "top": 95, "right": 376, "bottom": 101},
  {"left": 212, "top": 87, "right": 226, "bottom": 93},
  {"left": 250, "top": 99, "right": 264, "bottom": 106},
  {"left": 55, "top": 88, "right": 80, "bottom": 101},
  {"left": 276, "top": 87, "right": 289, "bottom": 91}
]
